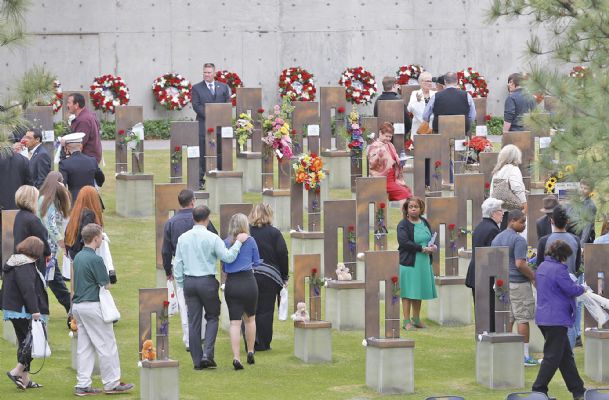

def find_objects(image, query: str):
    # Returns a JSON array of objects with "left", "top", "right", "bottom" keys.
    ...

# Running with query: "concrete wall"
[{"left": 0, "top": 0, "right": 543, "bottom": 120}]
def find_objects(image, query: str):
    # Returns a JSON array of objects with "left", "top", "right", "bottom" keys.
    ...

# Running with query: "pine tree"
[
  {"left": 0, "top": 0, "right": 56, "bottom": 156},
  {"left": 489, "top": 0, "right": 609, "bottom": 222}
]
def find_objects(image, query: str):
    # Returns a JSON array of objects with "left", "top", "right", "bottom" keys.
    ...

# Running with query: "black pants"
[
  {"left": 11, "top": 318, "right": 32, "bottom": 371},
  {"left": 48, "top": 259, "right": 70, "bottom": 313},
  {"left": 254, "top": 275, "right": 280, "bottom": 351},
  {"left": 183, "top": 275, "right": 220, "bottom": 366},
  {"left": 532, "top": 325, "right": 585, "bottom": 397}
]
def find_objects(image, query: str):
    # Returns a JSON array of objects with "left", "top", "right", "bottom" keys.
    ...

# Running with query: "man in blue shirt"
[
  {"left": 162, "top": 189, "right": 218, "bottom": 351},
  {"left": 174, "top": 205, "right": 248, "bottom": 369},
  {"left": 492, "top": 209, "right": 539, "bottom": 367}
]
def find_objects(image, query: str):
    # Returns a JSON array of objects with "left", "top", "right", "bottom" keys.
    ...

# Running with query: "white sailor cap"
[{"left": 63, "top": 132, "right": 86, "bottom": 144}]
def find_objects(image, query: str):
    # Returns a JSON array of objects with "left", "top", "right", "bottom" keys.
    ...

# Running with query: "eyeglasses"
[{"left": 422, "top": 80, "right": 432, "bottom": 83}]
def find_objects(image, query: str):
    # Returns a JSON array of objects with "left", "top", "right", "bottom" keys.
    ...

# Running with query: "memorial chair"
[
  {"left": 425, "top": 396, "right": 465, "bottom": 400},
  {"left": 585, "top": 389, "right": 609, "bottom": 400},
  {"left": 505, "top": 392, "right": 549, "bottom": 400}
]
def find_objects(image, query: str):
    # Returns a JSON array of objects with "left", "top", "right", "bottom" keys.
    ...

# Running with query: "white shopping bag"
[
  {"left": 31, "top": 320, "right": 51, "bottom": 359},
  {"left": 99, "top": 286, "right": 121, "bottom": 323},
  {"left": 167, "top": 280, "right": 179, "bottom": 316},
  {"left": 278, "top": 287, "right": 288, "bottom": 321},
  {"left": 579, "top": 292, "right": 609, "bottom": 326},
  {"left": 96, "top": 232, "right": 115, "bottom": 273}
]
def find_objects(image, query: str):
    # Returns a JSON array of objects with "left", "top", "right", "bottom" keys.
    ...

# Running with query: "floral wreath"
[
  {"left": 278, "top": 67, "right": 316, "bottom": 101},
  {"left": 215, "top": 70, "right": 243, "bottom": 106},
  {"left": 569, "top": 65, "right": 588, "bottom": 79},
  {"left": 293, "top": 152, "right": 325, "bottom": 192},
  {"left": 396, "top": 64, "right": 424, "bottom": 85},
  {"left": 90, "top": 74, "right": 130, "bottom": 113},
  {"left": 338, "top": 67, "right": 377, "bottom": 105},
  {"left": 457, "top": 67, "right": 489, "bottom": 98},
  {"left": 151, "top": 73, "right": 192, "bottom": 111}
]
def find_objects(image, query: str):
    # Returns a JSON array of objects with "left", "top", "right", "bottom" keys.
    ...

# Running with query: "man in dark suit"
[
  {"left": 59, "top": 132, "right": 105, "bottom": 201},
  {"left": 536, "top": 196, "right": 558, "bottom": 240},
  {"left": 373, "top": 76, "right": 412, "bottom": 135},
  {"left": 22, "top": 128, "right": 51, "bottom": 188},
  {"left": 422, "top": 71, "right": 477, "bottom": 134},
  {"left": 191, "top": 62, "right": 231, "bottom": 188}
]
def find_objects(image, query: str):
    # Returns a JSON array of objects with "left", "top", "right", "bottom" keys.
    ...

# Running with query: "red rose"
[
  {"left": 337, "top": 106, "right": 346, "bottom": 114},
  {"left": 348, "top": 225, "right": 355, "bottom": 232},
  {"left": 391, "top": 276, "right": 398, "bottom": 284},
  {"left": 448, "top": 223, "right": 456, "bottom": 231},
  {"left": 291, "top": 129, "right": 296, "bottom": 135},
  {"left": 496, "top": 279, "right": 504, "bottom": 287},
  {"left": 257, "top": 108, "right": 265, "bottom": 114},
  {"left": 434, "top": 160, "right": 442, "bottom": 168},
  {"left": 311, "top": 268, "right": 318, "bottom": 275},
  {"left": 175, "top": 146, "right": 181, "bottom": 152},
  {"left": 163, "top": 300, "right": 170, "bottom": 308},
  {"left": 207, "top": 127, "right": 214, "bottom": 133},
  {"left": 485, "top": 182, "right": 490, "bottom": 189},
  {"left": 485, "top": 114, "right": 492, "bottom": 122},
  {"left": 310, "top": 152, "right": 317, "bottom": 158},
  {"left": 379, "top": 202, "right": 386, "bottom": 209},
  {"left": 118, "top": 129, "right": 125, "bottom": 135}
]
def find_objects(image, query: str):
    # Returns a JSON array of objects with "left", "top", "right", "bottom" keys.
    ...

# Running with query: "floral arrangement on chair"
[
  {"left": 493, "top": 279, "right": 509, "bottom": 304},
  {"left": 345, "top": 110, "right": 365, "bottom": 166},
  {"left": 310, "top": 267, "right": 325, "bottom": 296},
  {"left": 293, "top": 152, "right": 325, "bottom": 192},
  {"left": 391, "top": 275, "right": 400, "bottom": 305},
  {"left": 262, "top": 98, "right": 295, "bottom": 161},
  {"left": 170, "top": 145, "right": 182, "bottom": 174},
  {"left": 234, "top": 113, "right": 254, "bottom": 152},
  {"left": 463, "top": 136, "right": 492, "bottom": 163}
]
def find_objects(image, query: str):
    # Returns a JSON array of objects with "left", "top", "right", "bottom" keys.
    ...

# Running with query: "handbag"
[
  {"left": 31, "top": 320, "right": 51, "bottom": 359},
  {"left": 99, "top": 286, "right": 121, "bottom": 323},
  {"left": 278, "top": 287, "right": 288, "bottom": 321},
  {"left": 166, "top": 280, "right": 179, "bottom": 316},
  {"left": 491, "top": 178, "right": 521, "bottom": 210}
]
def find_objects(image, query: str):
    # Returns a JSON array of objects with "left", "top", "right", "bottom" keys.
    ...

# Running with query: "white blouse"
[
  {"left": 407, "top": 89, "right": 436, "bottom": 135},
  {"left": 490, "top": 164, "right": 527, "bottom": 204}
]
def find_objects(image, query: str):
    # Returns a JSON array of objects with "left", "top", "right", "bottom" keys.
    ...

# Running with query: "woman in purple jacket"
[{"left": 532, "top": 240, "right": 586, "bottom": 400}]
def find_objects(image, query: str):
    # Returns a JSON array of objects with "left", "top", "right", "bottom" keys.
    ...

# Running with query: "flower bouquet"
[
  {"left": 234, "top": 113, "right": 254, "bottom": 151},
  {"left": 463, "top": 136, "right": 492, "bottom": 163},
  {"left": 262, "top": 98, "right": 295, "bottom": 161},
  {"left": 293, "top": 152, "right": 325, "bottom": 193}
]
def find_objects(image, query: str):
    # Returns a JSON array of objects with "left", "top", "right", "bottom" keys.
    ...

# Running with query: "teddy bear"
[
  {"left": 335, "top": 262, "right": 352, "bottom": 281},
  {"left": 141, "top": 339, "right": 157, "bottom": 361},
  {"left": 290, "top": 302, "right": 310, "bottom": 322}
]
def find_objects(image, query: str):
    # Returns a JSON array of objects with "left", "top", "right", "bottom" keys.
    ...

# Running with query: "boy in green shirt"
[{"left": 72, "top": 223, "right": 134, "bottom": 396}]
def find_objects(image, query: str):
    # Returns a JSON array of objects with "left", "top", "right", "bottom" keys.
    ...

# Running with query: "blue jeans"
[{"left": 567, "top": 275, "right": 584, "bottom": 349}]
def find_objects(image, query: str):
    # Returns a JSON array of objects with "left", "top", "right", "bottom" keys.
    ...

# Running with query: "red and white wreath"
[
  {"left": 396, "top": 64, "right": 424, "bottom": 85},
  {"left": 457, "top": 67, "right": 489, "bottom": 98},
  {"left": 338, "top": 67, "right": 377, "bottom": 105},
  {"left": 46, "top": 80, "right": 63, "bottom": 114},
  {"left": 152, "top": 73, "right": 192, "bottom": 111},
  {"left": 215, "top": 70, "right": 243, "bottom": 106},
  {"left": 278, "top": 67, "right": 316, "bottom": 101},
  {"left": 90, "top": 74, "right": 130, "bottom": 113},
  {"left": 569, "top": 65, "right": 588, "bottom": 79}
]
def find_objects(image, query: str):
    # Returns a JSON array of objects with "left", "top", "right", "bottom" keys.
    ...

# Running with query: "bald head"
[
  {"left": 444, "top": 72, "right": 458, "bottom": 86},
  {"left": 66, "top": 142, "right": 82, "bottom": 154}
]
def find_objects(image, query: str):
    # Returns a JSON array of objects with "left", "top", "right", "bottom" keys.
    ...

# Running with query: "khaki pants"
[{"left": 72, "top": 302, "right": 121, "bottom": 391}]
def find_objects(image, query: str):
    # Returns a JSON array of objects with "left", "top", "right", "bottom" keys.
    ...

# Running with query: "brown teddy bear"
[{"left": 141, "top": 339, "right": 157, "bottom": 361}]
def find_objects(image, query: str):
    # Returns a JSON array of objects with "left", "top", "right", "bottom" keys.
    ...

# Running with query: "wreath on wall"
[
  {"left": 569, "top": 65, "right": 588, "bottom": 79},
  {"left": 278, "top": 67, "right": 316, "bottom": 101},
  {"left": 457, "top": 67, "right": 489, "bottom": 98},
  {"left": 214, "top": 70, "right": 243, "bottom": 106},
  {"left": 338, "top": 67, "right": 377, "bottom": 105},
  {"left": 396, "top": 64, "right": 424, "bottom": 85},
  {"left": 90, "top": 74, "right": 130, "bottom": 113},
  {"left": 151, "top": 73, "right": 192, "bottom": 111},
  {"left": 49, "top": 80, "right": 63, "bottom": 113}
]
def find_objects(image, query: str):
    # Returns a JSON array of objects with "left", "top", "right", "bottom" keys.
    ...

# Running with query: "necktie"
[{"left": 208, "top": 83, "right": 215, "bottom": 96}]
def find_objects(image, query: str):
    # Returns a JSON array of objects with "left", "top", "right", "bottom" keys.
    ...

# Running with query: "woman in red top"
[{"left": 367, "top": 122, "right": 412, "bottom": 206}]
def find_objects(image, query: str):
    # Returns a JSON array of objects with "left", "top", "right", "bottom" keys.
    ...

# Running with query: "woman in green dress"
[{"left": 397, "top": 196, "right": 437, "bottom": 330}]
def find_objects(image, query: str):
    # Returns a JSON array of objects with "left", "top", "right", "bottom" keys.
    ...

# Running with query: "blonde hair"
[
  {"left": 249, "top": 203, "right": 273, "bottom": 227},
  {"left": 418, "top": 71, "right": 432, "bottom": 84},
  {"left": 15, "top": 185, "right": 39, "bottom": 213},
  {"left": 492, "top": 144, "right": 522, "bottom": 175},
  {"left": 228, "top": 213, "right": 249, "bottom": 244}
]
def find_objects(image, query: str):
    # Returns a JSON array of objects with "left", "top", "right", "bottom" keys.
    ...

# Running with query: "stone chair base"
[
  {"left": 427, "top": 276, "right": 471, "bottom": 326},
  {"left": 476, "top": 333, "right": 524, "bottom": 389},
  {"left": 294, "top": 320, "right": 332, "bottom": 363},
  {"left": 262, "top": 190, "right": 290, "bottom": 231},
  {"left": 585, "top": 329, "right": 609, "bottom": 382},
  {"left": 325, "top": 280, "right": 365, "bottom": 331},
  {"left": 366, "top": 338, "right": 415, "bottom": 394},
  {"left": 320, "top": 150, "right": 351, "bottom": 189},
  {"left": 140, "top": 360, "right": 179, "bottom": 400},
  {"left": 116, "top": 173, "right": 154, "bottom": 217},
  {"left": 206, "top": 171, "right": 243, "bottom": 214},
  {"left": 236, "top": 153, "right": 262, "bottom": 193}
]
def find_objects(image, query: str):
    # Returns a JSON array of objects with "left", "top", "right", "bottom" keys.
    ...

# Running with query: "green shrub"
[
  {"left": 101, "top": 120, "right": 116, "bottom": 139},
  {"left": 56, "top": 119, "right": 172, "bottom": 140},
  {"left": 486, "top": 116, "right": 504, "bottom": 135}
]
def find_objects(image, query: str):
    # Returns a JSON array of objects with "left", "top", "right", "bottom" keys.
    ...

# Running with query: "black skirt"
[{"left": 225, "top": 270, "right": 258, "bottom": 320}]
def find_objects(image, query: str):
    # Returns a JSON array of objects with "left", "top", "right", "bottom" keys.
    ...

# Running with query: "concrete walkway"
[{"left": 102, "top": 140, "right": 169, "bottom": 151}]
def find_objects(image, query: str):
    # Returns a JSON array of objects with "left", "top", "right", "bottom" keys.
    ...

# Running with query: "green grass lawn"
[{"left": 0, "top": 149, "right": 603, "bottom": 399}]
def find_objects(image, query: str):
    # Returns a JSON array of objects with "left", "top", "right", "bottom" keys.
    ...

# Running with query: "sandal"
[
  {"left": 6, "top": 372, "right": 25, "bottom": 390},
  {"left": 412, "top": 317, "right": 426, "bottom": 329},
  {"left": 402, "top": 319, "right": 416, "bottom": 331},
  {"left": 26, "top": 381, "right": 43, "bottom": 388}
]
